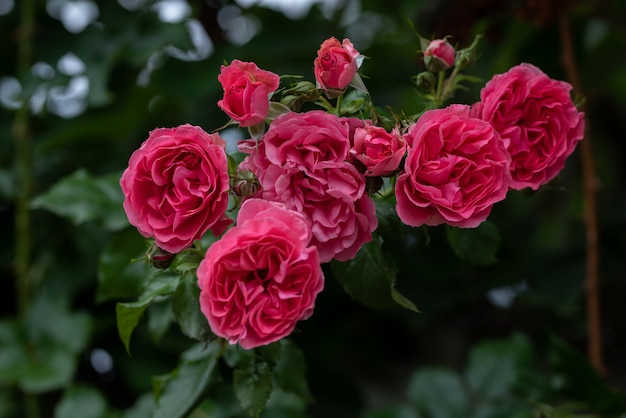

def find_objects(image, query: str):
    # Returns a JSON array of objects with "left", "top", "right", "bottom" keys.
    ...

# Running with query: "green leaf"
[
  {"left": 267, "top": 101, "right": 291, "bottom": 119},
  {"left": 171, "top": 248, "right": 204, "bottom": 274},
  {"left": 147, "top": 298, "right": 173, "bottom": 343},
  {"left": 465, "top": 333, "right": 532, "bottom": 400},
  {"left": 153, "top": 342, "right": 221, "bottom": 418},
  {"left": 272, "top": 340, "right": 310, "bottom": 401},
  {"left": 54, "top": 385, "right": 107, "bottom": 418},
  {"left": 0, "top": 320, "right": 29, "bottom": 386},
  {"left": 96, "top": 228, "right": 149, "bottom": 303},
  {"left": 446, "top": 221, "right": 501, "bottom": 266},
  {"left": 248, "top": 123, "right": 266, "bottom": 142},
  {"left": 116, "top": 272, "right": 179, "bottom": 353},
  {"left": 19, "top": 345, "right": 77, "bottom": 393},
  {"left": 31, "top": 169, "right": 128, "bottom": 232},
  {"left": 330, "top": 236, "right": 418, "bottom": 312},
  {"left": 172, "top": 272, "right": 213, "bottom": 341},
  {"left": 548, "top": 335, "right": 626, "bottom": 413},
  {"left": 407, "top": 367, "right": 468, "bottom": 418},
  {"left": 234, "top": 361, "right": 273, "bottom": 418}
]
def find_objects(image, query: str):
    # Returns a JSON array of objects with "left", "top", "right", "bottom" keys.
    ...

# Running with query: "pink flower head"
[
  {"left": 239, "top": 111, "right": 377, "bottom": 262},
  {"left": 314, "top": 37, "right": 360, "bottom": 94},
  {"left": 263, "top": 110, "right": 351, "bottom": 173},
  {"left": 350, "top": 124, "right": 407, "bottom": 177},
  {"left": 476, "top": 63, "right": 584, "bottom": 190},
  {"left": 197, "top": 199, "right": 324, "bottom": 349},
  {"left": 424, "top": 39, "right": 455, "bottom": 72},
  {"left": 395, "top": 105, "right": 511, "bottom": 228},
  {"left": 217, "top": 60, "right": 280, "bottom": 127},
  {"left": 120, "top": 124, "right": 232, "bottom": 253}
]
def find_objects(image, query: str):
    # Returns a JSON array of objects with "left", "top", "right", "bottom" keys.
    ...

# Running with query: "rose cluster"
[{"left": 120, "top": 36, "right": 584, "bottom": 349}]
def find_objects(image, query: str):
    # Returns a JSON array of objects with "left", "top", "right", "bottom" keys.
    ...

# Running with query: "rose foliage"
[{"left": 117, "top": 34, "right": 584, "bottom": 416}]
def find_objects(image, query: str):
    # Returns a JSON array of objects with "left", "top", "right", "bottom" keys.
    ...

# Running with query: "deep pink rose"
[
  {"left": 240, "top": 120, "right": 377, "bottom": 263},
  {"left": 263, "top": 110, "right": 351, "bottom": 172},
  {"left": 217, "top": 60, "right": 280, "bottom": 127},
  {"left": 314, "top": 37, "right": 360, "bottom": 93},
  {"left": 350, "top": 125, "right": 407, "bottom": 177},
  {"left": 477, "top": 63, "right": 584, "bottom": 190},
  {"left": 254, "top": 165, "right": 376, "bottom": 263},
  {"left": 197, "top": 199, "right": 324, "bottom": 349},
  {"left": 120, "top": 124, "right": 232, "bottom": 253},
  {"left": 395, "top": 105, "right": 511, "bottom": 228},
  {"left": 423, "top": 39, "right": 455, "bottom": 72}
]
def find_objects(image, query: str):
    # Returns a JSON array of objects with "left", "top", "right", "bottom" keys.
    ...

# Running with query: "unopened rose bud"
[
  {"left": 146, "top": 242, "right": 175, "bottom": 269},
  {"left": 423, "top": 39, "right": 455, "bottom": 72},
  {"left": 232, "top": 171, "right": 260, "bottom": 198},
  {"left": 415, "top": 71, "right": 436, "bottom": 90}
]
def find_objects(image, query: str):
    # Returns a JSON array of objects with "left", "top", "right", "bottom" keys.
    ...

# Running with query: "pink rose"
[
  {"left": 120, "top": 124, "right": 232, "bottom": 253},
  {"left": 423, "top": 39, "right": 455, "bottom": 72},
  {"left": 476, "top": 63, "right": 584, "bottom": 190},
  {"left": 253, "top": 164, "right": 377, "bottom": 263},
  {"left": 395, "top": 105, "right": 511, "bottom": 228},
  {"left": 350, "top": 125, "right": 407, "bottom": 177},
  {"left": 197, "top": 199, "right": 324, "bottom": 349},
  {"left": 263, "top": 110, "right": 350, "bottom": 172},
  {"left": 314, "top": 37, "right": 360, "bottom": 94},
  {"left": 217, "top": 60, "right": 280, "bottom": 127},
  {"left": 239, "top": 113, "right": 378, "bottom": 262}
]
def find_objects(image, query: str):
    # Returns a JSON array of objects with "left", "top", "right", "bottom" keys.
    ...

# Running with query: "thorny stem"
[
  {"left": 558, "top": 11, "right": 604, "bottom": 375},
  {"left": 13, "top": 0, "right": 40, "bottom": 417}
]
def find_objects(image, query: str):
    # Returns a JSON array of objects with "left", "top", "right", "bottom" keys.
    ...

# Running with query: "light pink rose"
[
  {"left": 350, "top": 125, "right": 407, "bottom": 177},
  {"left": 314, "top": 37, "right": 360, "bottom": 93},
  {"left": 423, "top": 39, "right": 455, "bottom": 72},
  {"left": 263, "top": 110, "right": 351, "bottom": 172},
  {"left": 476, "top": 63, "right": 584, "bottom": 190},
  {"left": 217, "top": 60, "right": 280, "bottom": 127},
  {"left": 197, "top": 199, "right": 324, "bottom": 349},
  {"left": 120, "top": 124, "right": 232, "bottom": 253},
  {"left": 395, "top": 105, "right": 511, "bottom": 228}
]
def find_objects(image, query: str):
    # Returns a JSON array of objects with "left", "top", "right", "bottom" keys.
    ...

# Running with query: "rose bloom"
[
  {"left": 476, "top": 63, "right": 584, "bottom": 190},
  {"left": 256, "top": 164, "right": 377, "bottom": 263},
  {"left": 314, "top": 37, "right": 360, "bottom": 93},
  {"left": 120, "top": 124, "right": 232, "bottom": 253},
  {"left": 423, "top": 39, "right": 455, "bottom": 72},
  {"left": 395, "top": 105, "right": 511, "bottom": 228},
  {"left": 350, "top": 124, "right": 407, "bottom": 177},
  {"left": 217, "top": 59, "right": 280, "bottom": 127},
  {"left": 197, "top": 199, "right": 324, "bottom": 349},
  {"left": 263, "top": 110, "right": 351, "bottom": 172}
]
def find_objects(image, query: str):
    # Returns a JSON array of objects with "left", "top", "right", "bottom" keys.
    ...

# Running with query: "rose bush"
[
  {"left": 395, "top": 104, "right": 512, "bottom": 228},
  {"left": 120, "top": 124, "right": 231, "bottom": 253},
  {"left": 197, "top": 199, "right": 324, "bottom": 349},
  {"left": 314, "top": 37, "right": 360, "bottom": 95},
  {"left": 475, "top": 63, "right": 585, "bottom": 190},
  {"left": 217, "top": 59, "right": 280, "bottom": 127}
]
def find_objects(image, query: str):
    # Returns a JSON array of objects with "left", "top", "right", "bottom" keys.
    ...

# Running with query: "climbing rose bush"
[{"left": 119, "top": 35, "right": 584, "bottom": 353}]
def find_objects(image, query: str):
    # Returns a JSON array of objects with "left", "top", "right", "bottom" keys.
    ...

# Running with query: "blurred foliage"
[{"left": 1, "top": 0, "right": 626, "bottom": 417}]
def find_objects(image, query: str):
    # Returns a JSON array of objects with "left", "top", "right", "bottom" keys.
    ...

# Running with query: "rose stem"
[
  {"left": 558, "top": 11, "right": 604, "bottom": 376},
  {"left": 13, "top": 0, "right": 41, "bottom": 416}
]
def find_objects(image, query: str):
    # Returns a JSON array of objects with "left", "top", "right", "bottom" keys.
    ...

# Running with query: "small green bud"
[{"left": 415, "top": 71, "right": 436, "bottom": 90}]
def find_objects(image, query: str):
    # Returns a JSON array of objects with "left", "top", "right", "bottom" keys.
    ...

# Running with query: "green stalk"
[
  {"left": 14, "top": 0, "right": 35, "bottom": 320},
  {"left": 13, "top": 0, "right": 39, "bottom": 416}
]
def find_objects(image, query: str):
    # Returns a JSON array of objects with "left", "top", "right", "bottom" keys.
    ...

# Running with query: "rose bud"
[{"left": 423, "top": 39, "right": 455, "bottom": 72}]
